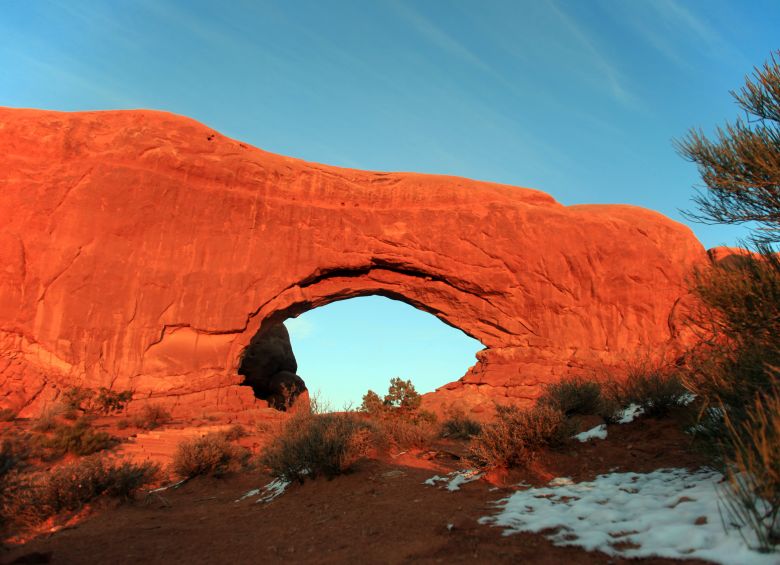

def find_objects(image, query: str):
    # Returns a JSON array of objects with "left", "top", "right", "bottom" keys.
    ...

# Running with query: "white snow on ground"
[
  {"left": 573, "top": 424, "right": 608, "bottom": 442},
  {"left": 256, "top": 478, "right": 291, "bottom": 503},
  {"left": 425, "top": 469, "right": 483, "bottom": 491},
  {"left": 235, "top": 478, "right": 291, "bottom": 504},
  {"left": 680, "top": 392, "right": 697, "bottom": 406},
  {"left": 148, "top": 478, "right": 188, "bottom": 493},
  {"left": 480, "top": 467, "right": 779, "bottom": 565},
  {"left": 616, "top": 403, "right": 644, "bottom": 423},
  {"left": 235, "top": 488, "right": 261, "bottom": 502}
]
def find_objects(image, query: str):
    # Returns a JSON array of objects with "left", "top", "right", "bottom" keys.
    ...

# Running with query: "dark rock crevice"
[{"left": 237, "top": 323, "right": 306, "bottom": 410}]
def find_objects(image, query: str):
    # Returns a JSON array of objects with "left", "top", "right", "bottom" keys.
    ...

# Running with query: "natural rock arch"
[{"left": 0, "top": 108, "right": 708, "bottom": 417}]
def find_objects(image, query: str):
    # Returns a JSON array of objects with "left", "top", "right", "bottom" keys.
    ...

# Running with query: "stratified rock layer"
[{"left": 0, "top": 108, "right": 707, "bottom": 416}]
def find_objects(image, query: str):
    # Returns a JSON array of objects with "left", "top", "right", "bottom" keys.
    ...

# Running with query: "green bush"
[
  {"left": 132, "top": 403, "right": 172, "bottom": 430},
  {"left": 1, "top": 456, "right": 158, "bottom": 532},
  {"left": 537, "top": 377, "right": 604, "bottom": 417},
  {"left": 222, "top": 423, "right": 248, "bottom": 441},
  {"left": 173, "top": 433, "right": 249, "bottom": 478},
  {"left": 676, "top": 50, "right": 780, "bottom": 550},
  {"left": 360, "top": 390, "right": 385, "bottom": 415},
  {"left": 686, "top": 254, "right": 780, "bottom": 426},
  {"left": 0, "top": 437, "right": 27, "bottom": 481},
  {"left": 260, "top": 412, "right": 375, "bottom": 482},
  {"left": 719, "top": 376, "right": 780, "bottom": 552},
  {"left": 620, "top": 362, "right": 690, "bottom": 418},
  {"left": 44, "top": 417, "right": 118, "bottom": 457},
  {"left": 360, "top": 377, "right": 421, "bottom": 415},
  {"left": 468, "top": 404, "right": 572, "bottom": 470},
  {"left": 377, "top": 410, "right": 438, "bottom": 448},
  {"left": 92, "top": 388, "right": 133, "bottom": 415},
  {"left": 440, "top": 408, "right": 482, "bottom": 439}
]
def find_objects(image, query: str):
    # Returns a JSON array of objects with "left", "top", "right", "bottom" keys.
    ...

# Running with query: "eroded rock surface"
[{"left": 0, "top": 108, "right": 708, "bottom": 416}]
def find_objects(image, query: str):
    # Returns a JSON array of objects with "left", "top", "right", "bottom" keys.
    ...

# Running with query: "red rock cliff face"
[{"left": 0, "top": 108, "right": 707, "bottom": 416}]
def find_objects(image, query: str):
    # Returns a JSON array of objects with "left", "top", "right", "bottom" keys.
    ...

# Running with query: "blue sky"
[{"left": 3, "top": 1, "right": 778, "bottom": 407}]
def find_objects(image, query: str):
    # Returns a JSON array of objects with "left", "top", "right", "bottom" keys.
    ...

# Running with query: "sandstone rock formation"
[{"left": 0, "top": 108, "right": 709, "bottom": 417}]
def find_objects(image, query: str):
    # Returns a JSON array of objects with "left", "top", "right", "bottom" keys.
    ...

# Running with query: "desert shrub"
[
  {"left": 676, "top": 50, "right": 780, "bottom": 549},
  {"left": 440, "top": 408, "right": 482, "bottom": 439},
  {"left": 360, "top": 377, "right": 421, "bottom": 415},
  {"left": 1, "top": 456, "right": 158, "bottom": 531},
  {"left": 377, "top": 410, "right": 438, "bottom": 448},
  {"left": 360, "top": 390, "right": 385, "bottom": 415},
  {"left": 222, "top": 424, "right": 248, "bottom": 441},
  {"left": 260, "top": 412, "right": 375, "bottom": 482},
  {"left": 44, "top": 417, "right": 118, "bottom": 457},
  {"left": 619, "top": 362, "right": 690, "bottom": 418},
  {"left": 468, "top": 404, "right": 572, "bottom": 470},
  {"left": 537, "top": 377, "right": 604, "bottom": 417},
  {"left": 719, "top": 375, "right": 780, "bottom": 551},
  {"left": 686, "top": 254, "right": 780, "bottom": 425},
  {"left": 173, "top": 433, "right": 249, "bottom": 478},
  {"left": 61, "top": 386, "right": 93, "bottom": 414},
  {"left": 32, "top": 406, "right": 64, "bottom": 432},
  {"left": 0, "top": 437, "right": 28, "bottom": 480},
  {"left": 0, "top": 408, "right": 16, "bottom": 422},
  {"left": 385, "top": 377, "right": 421, "bottom": 411},
  {"left": 132, "top": 403, "right": 172, "bottom": 430},
  {"left": 92, "top": 388, "right": 133, "bottom": 415}
]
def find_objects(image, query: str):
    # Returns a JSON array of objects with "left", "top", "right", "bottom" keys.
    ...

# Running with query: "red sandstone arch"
[{"left": 0, "top": 108, "right": 708, "bottom": 417}]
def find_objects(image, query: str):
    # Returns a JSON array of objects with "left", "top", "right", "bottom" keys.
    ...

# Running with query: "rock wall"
[{"left": 0, "top": 108, "right": 708, "bottom": 416}]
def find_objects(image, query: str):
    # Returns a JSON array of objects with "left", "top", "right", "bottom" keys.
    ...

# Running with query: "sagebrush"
[
  {"left": 468, "top": 405, "right": 572, "bottom": 469},
  {"left": 0, "top": 456, "right": 158, "bottom": 533},
  {"left": 260, "top": 412, "right": 375, "bottom": 482},
  {"left": 173, "top": 433, "right": 249, "bottom": 478}
]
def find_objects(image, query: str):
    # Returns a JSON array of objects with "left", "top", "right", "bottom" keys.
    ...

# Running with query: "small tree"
[
  {"left": 384, "top": 377, "right": 421, "bottom": 412},
  {"left": 359, "top": 390, "right": 384, "bottom": 415},
  {"left": 676, "top": 51, "right": 780, "bottom": 245},
  {"left": 677, "top": 50, "right": 780, "bottom": 551}
]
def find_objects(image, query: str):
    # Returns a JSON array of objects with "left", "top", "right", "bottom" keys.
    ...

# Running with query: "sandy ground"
[{"left": 0, "top": 410, "right": 721, "bottom": 565}]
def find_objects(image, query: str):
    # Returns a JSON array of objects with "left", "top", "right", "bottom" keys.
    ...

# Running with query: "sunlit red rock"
[{"left": 0, "top": 108, "right": 709, "bottom": 417}]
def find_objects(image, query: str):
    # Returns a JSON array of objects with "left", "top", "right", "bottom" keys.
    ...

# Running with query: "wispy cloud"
[
  {"left": 651, "top": 0, "right": 721, "bottom": 48},
  {"left": 620, "top": 0, "right": 743, "bottom": 69},
  {"left": 390, "top": 2, "right": 493, "bottom": 74},
  {"left": 545, "top": 0, "right": 635, "bottom": 106}
]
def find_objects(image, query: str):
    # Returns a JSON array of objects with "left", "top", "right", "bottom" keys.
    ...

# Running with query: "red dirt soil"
[{"left": 1, "top": 411, "right": 714, "bottom": 565}]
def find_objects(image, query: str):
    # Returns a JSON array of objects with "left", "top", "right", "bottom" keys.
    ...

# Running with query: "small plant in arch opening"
[{"left": 360, "top": 377, "right": 421, "bottom": 415}]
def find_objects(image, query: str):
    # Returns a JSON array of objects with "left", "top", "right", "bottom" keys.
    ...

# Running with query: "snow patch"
[
  {"left": 425, "top": 469, "right": 482, "bottom": 491},
  {"left": 480, "top": 468, "right": 778, "bottom": 565},
  {"left": 235, "top": 478, "right": 291, "bottom": 504},
  {"left": 256, "top": 478, "right": 291, "bottom": 503},
  {"left": 616, "top": 403, "right": 644, "bottom": 423},
  {"left": 235, "top": 488, "right": 261, "bottom": 502},
  {"left": 680, "top": 392, "right": 696, "bottom": 406},
  {"left": 574, "top": 424, "right": 607, "bottom": 442}
]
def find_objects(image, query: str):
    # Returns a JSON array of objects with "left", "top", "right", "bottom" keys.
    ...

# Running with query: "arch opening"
[{"left": 237, "top": 296, "right": 485, "bottom": 411}]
